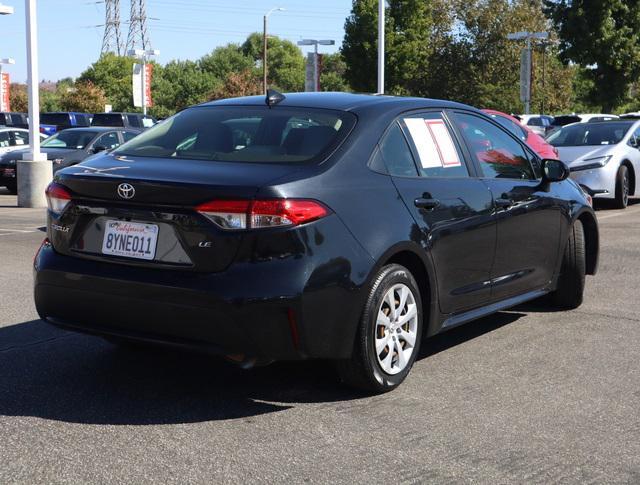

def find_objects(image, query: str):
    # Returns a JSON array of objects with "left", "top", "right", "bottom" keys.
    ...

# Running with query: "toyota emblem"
[{"left": 117, "top": 183, "right": 135, "bottom": 200}]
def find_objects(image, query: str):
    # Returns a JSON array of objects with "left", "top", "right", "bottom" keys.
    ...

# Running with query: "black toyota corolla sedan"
[{"left": 34, "top": 92, "right": 599, "bottom": 392}]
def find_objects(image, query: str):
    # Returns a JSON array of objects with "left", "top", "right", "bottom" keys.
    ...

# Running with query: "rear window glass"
[
  {"left": 547, "top": 122, "right": 632, "bottom": 147},
  {"left": 41, "top": 113, "right": 71, "bottom": 126},
  {"left": 114, "top": 106, "right": 356, "bottom": 163},
  {"left": 41, "top": 130, "right": 97, "bottom": 149},
  {"left": 92, "top": 113, "right": 125, "bottom": 127}
]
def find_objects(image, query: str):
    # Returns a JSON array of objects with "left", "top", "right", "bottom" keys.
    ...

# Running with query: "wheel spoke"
[
  {"left": 376, "top": 334, "right": 389, "bottom": 354},
  {"left": 381, "top": 343, "right": 395, "bottom": 373},
  {"left": 400, "top": 327, "right": 416, "bottom": 347},
  {"left": 377, "top": 310, "right": 391, "bottom": 329},
  {"left": 397, "top": 304, "right": 417, "bottom": 326},
  {"left": 385, "top": 291, "right": 396, "bottom": 318},
  {"left": 396, "top": 342, "right": 408, "bottom": 369},
  {"left": 398, "top": 286, "right": 409, "bottom": 317}
]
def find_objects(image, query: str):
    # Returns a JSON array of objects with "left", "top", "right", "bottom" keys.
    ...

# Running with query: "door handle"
[
  {"left": 495, "top": 197, "right": 514, "bottom": 209},
  {"left": 414, "top": 197, "right": 440, "bottom": 210}
]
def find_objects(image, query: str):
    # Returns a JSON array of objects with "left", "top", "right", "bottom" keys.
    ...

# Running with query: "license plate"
[{"left": 101, "top": 220, "right": 158, "bottom": 260}]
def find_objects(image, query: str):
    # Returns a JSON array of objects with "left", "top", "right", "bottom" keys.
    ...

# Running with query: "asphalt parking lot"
[{"left": 1, "top": 187, "right": 640, "bottom": 484}]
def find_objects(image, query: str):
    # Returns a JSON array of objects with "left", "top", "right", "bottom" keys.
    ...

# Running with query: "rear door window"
[
  {"left": 11, "top": 130, "right": 29, "bottom": 146},
  {"left": 0, "top": 131, "right": 10, "bottom": 147},
  {"left": 93, "top": 132, "right": 120, "bottom": 150},
  {"left": 121, "top": 131, "right": 138, "bottom": 142},
  {"left": 126, "top": 115, "right": 141, "bottom": 128},
  {"left": 115, "top": 106, "right": 356, "bottom": 163},
  {"left": 400, "top": 113, "right": 469, "bottom": 178}
]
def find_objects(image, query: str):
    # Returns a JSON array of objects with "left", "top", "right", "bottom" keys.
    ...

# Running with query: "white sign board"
[{"left": 404, "top": 118, "right": 461, "bottom": 169}]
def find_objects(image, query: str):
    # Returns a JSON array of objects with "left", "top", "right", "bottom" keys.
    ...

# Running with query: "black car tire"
[
  {"left": 550, "top": 219, "right": 585, "bottom": 309},
  {"left": 614, "top": 164, "right": 629, "bottom": 209},
  {"left": 5, "top": 181, "right": 17, "bottom": 195},
  {"left": 336, "top": 264, "right": 423, "bottom": 393}
]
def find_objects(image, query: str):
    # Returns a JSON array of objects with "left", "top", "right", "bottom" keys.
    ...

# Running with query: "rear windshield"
[
  {"left": 547, "top": 122, "right": 632, "bottom": 147},
  {"left": 92, "top": 113, "right": 124, "bottom": 127},
  {"left": 41, "top": 130, "right": 97, "bottom": 149},
  {"left": 113, "top": 106, "right": 356, "bottom": 163},
  {"left": 551, "top": 115, "right": 580, "bottom": 126},
  {"left": 41, "top": 113, "right": 71, "bottom": 126}
]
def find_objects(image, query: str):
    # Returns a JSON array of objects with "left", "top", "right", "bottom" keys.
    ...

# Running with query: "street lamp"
[
  {"left": 0, "top": 3, "right": 14, "bottom": 14},
  {"left": 263, "top": 7, "right": 285, "bottom": 95},
  {"left": 297, "top": 39, "right": 335, "bottom": 92},
  {"left": 507, "top": 31, "right": 548, "bottom": 114},
  {"left": 128, "top": 48, "right": 159, "bottom": 116}
]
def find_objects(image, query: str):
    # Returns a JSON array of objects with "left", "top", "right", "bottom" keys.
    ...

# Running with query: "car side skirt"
[{"left": 439, "top": 288, "right": 549, "bottom": 332}]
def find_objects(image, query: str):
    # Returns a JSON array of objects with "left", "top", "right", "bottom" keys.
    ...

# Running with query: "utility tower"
[
  {"left": 126, "top": 0, "right": 150, "bottom": 52},
  {"left": 101, "top": 0, "right": 122, "bottom": 56}
]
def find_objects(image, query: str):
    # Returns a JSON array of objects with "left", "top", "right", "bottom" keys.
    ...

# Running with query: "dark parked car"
[
  {"left": 91, "top": 112, "right": 155, "bottom": 129},
  {"left": 40, "top": 112, "right": 92, "bottom": 136},
  {"left": 0, "top": 112, "right": 29, "bottom": 129},
  {"left": 35, "top": 93, "right": 599, "bottom": 392},
  {"left": 0, "top": 127, "right": 139, "bottom": 194}
]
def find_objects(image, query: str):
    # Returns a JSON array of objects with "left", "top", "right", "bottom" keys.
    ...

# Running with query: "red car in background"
[{"left": 482, "top": 109, "right": 559, "bottom": 160}]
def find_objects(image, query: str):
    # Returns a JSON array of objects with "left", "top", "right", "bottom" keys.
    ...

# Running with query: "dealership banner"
[
  {"left": 0, "top": 73, "right": 10, "bottom": 112},
  {"left": 132, "top": 63, "right": 153, "bottom": 108}
]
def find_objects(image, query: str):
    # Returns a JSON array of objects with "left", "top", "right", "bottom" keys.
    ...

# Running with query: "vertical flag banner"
[
  {"left": 0, "top": 73, "right": 10, "bottom": 112},
  {"left": 132, "top": 63, "right": 142, "bottom": 108},
  {"left": 144, "top": 63, "right": 153, "bottom": 107}
]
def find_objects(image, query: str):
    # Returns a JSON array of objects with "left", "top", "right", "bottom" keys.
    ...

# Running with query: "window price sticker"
[{"left": 404, "top": 118, "right": 462, "bottom": 169}]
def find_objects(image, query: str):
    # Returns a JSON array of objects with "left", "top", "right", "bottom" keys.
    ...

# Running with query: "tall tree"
[
  {"left": 545, "top": 0, "right": 640, "bottom": 112},
  {"left": 152, "top": 60, "right": 218, "bottom": 118},
  {"left": 60, "top": 82, "right": 108, "bottom": 112},
  {"left": 78, "top": 53, "right": 135, "bottom": 112},
  {"left": 200, "top": 44, "right": 255, "bottom": 80},
  {"left": 319, "top": 53, "right": 351, "bottom": 92},
  {"left": 341, "top": 0, "right": 383, "bottom": 92},
  {"left": 242, "top": 33, "right": 305, "bottom": 92}
]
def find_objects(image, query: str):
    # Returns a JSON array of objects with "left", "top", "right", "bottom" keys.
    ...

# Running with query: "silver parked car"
[{"left": 547, "top": 120, "right": 640, "bottom": 208}]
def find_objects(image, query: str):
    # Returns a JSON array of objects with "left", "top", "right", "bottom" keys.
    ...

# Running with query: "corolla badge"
[{"left": 117, "top": 183, "right": 135, "bottom": 199}]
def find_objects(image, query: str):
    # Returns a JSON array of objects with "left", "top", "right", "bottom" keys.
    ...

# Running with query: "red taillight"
[
  {"left": 196, "top": 199, "right": 330, "bottom": 230},
  {"left": 45, "top": 182, "right": 72, "bottom": 215},
  {"left": 34, "top": 238, "right": 50, "bottom": 266}
]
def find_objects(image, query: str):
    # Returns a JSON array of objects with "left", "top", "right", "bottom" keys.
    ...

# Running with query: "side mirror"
[
  {"left": 542, "top": 158, "right": 570, "bottom": 182},
  {"left": 91, "top": 145, "right": 108, "bottom": 154}
]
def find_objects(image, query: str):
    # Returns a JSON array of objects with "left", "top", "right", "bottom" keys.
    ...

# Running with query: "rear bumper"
[{"left": 35, "top": 226, "right": 372, "bottom": 360}]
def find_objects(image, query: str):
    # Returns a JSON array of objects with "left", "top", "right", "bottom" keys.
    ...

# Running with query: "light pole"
[
  {"left": 507, "top": 31, "right": 548, "bottom": 115},
  {"left": 128, "top": 48, "right": 159, "bottom": 116},
  {"left": 18, "top": 0, "right": 50, "bottom": 207},
  {"left": 297, "top": 39, "right": 335, "bottom": 92},
  {"left": 263, "top": 7, "right": 284, "bottom": 95},
  {"left": 377, "top": 0, "right": 384, "bottom": 94}
]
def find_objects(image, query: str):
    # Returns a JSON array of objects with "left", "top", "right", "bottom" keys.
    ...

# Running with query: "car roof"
[
  {"left": 202, "top": 92, "right": 475, "bottom": 114},
  {"left": 56, "top": 127, "right": 128, "bottom": 133}
]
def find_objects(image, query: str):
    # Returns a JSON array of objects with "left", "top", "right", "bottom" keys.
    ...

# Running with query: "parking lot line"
[
  {"left": 597, "top": 206, "right": 640, "bottom": 220},
  {"left": 0, "top": 228, "right": 40, "bottom": 235}
]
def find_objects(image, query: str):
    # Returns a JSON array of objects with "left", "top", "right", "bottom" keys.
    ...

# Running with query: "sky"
[{"left": 0, "top": 0, "right": 352, "bottom": 83}]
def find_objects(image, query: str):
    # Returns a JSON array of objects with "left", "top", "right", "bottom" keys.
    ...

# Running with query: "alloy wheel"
[{"left": 375, "top": 283, "right": 419, "bottom": 375}]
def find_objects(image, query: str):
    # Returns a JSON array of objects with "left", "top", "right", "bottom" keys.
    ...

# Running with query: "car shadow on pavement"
[{"left": 0, "top": 313, "right": 523, "bottom": 426}]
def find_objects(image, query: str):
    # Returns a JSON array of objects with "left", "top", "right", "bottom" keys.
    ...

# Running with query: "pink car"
[{"left": 482, "top": 109, "right": 559, "bottom": 160}]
